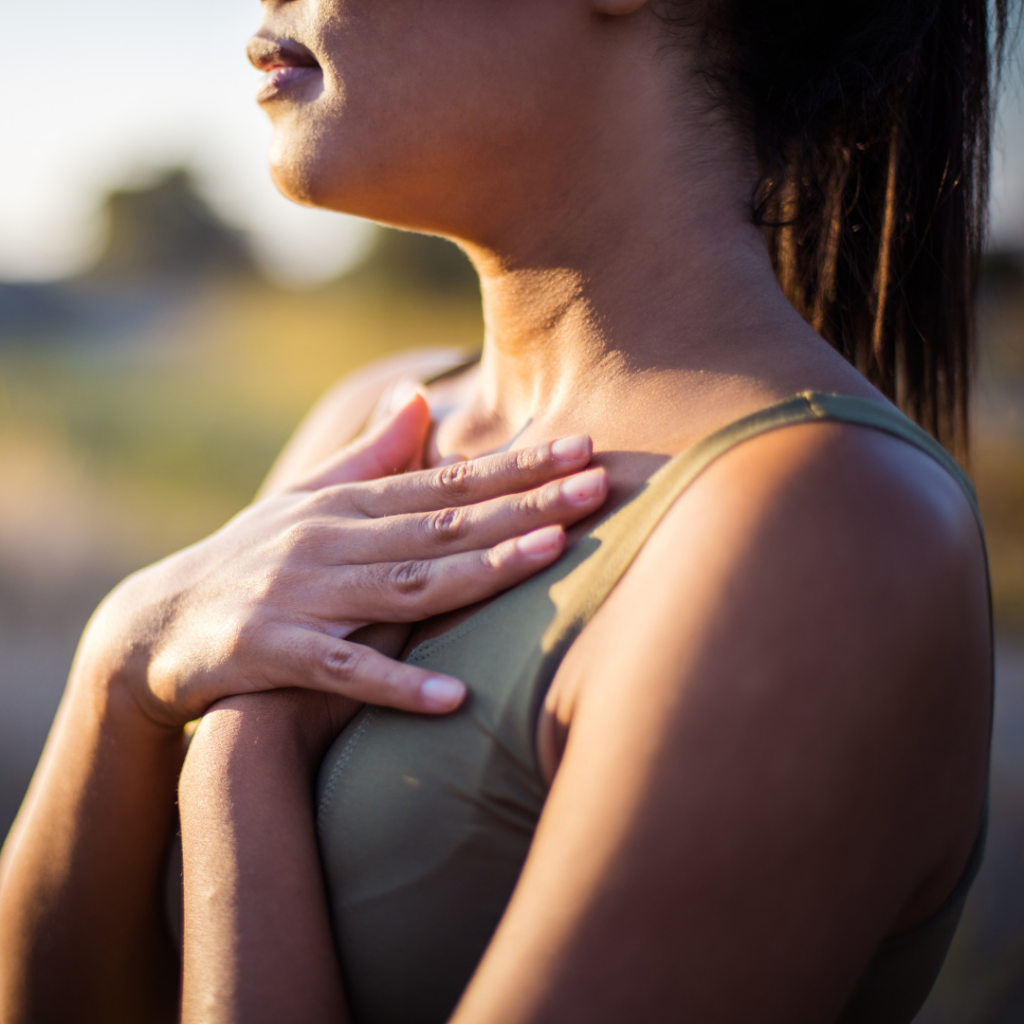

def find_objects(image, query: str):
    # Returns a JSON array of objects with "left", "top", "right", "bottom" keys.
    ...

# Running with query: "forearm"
[
  {"left": 179, "top": 696, "right": 349, "bottom": 1024},
  {"left": 0, "top": 634, "right": 184, "bottom": 1023}
]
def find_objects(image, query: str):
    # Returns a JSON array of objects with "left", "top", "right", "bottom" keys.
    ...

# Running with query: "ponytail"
[{"left": 669, "top": 0, "right": 1013, "bottom": 452}]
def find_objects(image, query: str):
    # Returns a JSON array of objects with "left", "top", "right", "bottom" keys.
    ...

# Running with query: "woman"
[{"left": 0, "top": 1, "right": 1004, "bottom": 1021}]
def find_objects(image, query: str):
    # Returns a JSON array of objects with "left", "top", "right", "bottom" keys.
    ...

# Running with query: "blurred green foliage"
[
  {"left": 88, "top": 169, "right": 256, "bottom": 282},
  {"left": 0, "top": 279, "right": 483, "bottom": 565}
]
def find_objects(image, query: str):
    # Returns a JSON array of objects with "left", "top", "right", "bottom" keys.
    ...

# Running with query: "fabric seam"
[{"left": 317, "top": 707, "right": 378, "bottom": 832}]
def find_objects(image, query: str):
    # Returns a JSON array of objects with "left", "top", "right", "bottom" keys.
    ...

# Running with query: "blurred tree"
[
  {"left": 88, "top": 169, "right": 256, "bottom": 283},
  {"left": 347, "top": 227, "right": 480, "bottom": 299}
]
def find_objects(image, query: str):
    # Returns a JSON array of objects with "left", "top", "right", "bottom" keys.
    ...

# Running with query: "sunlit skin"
[{"left": 0, "top": 2, "right": 991, "bottom": 1023}]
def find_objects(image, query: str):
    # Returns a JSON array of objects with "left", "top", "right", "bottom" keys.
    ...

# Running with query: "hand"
[{"left": 84, "top": 391, "right": 607, "bottom": 730}]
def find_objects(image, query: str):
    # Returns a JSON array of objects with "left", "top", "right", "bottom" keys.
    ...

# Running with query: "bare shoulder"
[
  {"left": 655, "top": 415, "right": 990, "bottom": 655},
  {"left": 547, "top": 415, "right": 990, "bottom": 928},
  {"left": 564, "top": 415, "right": 991, "bottom": 721},
  {"left": 659, "top": 413, "right": 988, "bottom": 607},
  {"left": 472, "top": 420, "right": 991, "bottom": 1021},
  {"left": 258, "top": 347, "right": 472, "bottom": 496}
]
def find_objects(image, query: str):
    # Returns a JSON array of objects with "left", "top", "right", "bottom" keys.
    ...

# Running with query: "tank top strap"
[
  {"left": 803, "top": 392, "right": 980, "bottom": 522},
  {"left": 540, "top": 391, "right": 981, "bottom": 657}
]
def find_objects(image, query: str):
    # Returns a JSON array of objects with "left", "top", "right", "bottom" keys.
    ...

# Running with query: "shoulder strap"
[
  {"left": 541, "top": 392, "right": 981, "bottom": 654},
  {"left": 804, "top": 392, "right": 980, "bottom": 522}
]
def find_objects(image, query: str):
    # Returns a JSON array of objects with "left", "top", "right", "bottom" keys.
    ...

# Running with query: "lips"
[
  {"left": 247, "top": 35, "right": 321, "bottom": 102},
  {"left": 256, "top": 64, "right": 319, "bottom": 102}
]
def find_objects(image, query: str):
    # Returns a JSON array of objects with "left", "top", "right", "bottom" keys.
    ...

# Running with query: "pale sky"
[
  {"left": 3, "top": 1, "right": 1024, "bottom": 286},
  {"left": 2, "top": 0, "right": 372, "bottom": 286}
]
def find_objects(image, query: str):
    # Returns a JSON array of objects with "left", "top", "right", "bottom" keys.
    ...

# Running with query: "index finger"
[{"left": 342, "top": 435, "right": 593, "bottom": 517}]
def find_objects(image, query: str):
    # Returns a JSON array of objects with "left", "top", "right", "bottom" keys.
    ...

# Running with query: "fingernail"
[
  {"left": 516, "top": 525, "right": 563, "bottom": 557},
  {"left": 550, "top": 435, "right": 590, "bottom": 462},
  {"left": 421, "top": 677, "right": 466, "bottom": 710},
  {"left": 560, "top": 469, "right": 605, "bottom": 505}
]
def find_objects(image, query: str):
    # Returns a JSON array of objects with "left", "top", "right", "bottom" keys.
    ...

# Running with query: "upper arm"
[
  {"left": 454, "top": 422, "right": 991, "bottom": 1024},
  {"left": 257, "top": 347, "right": 469, "bottom": 498}
]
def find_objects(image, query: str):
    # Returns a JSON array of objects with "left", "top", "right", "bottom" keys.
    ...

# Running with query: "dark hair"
[{"left": 664, "top": 0, "right": 1013, "bottom": 452}]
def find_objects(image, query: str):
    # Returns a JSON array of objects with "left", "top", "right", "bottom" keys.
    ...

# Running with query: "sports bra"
[{"left": 315, "top": 391, "right": 990, "bottom": 1024}]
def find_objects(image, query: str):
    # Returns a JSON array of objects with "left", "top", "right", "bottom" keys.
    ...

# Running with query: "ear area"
[{"left": 591, "top": 0, "right": 650, "bottom": 14}]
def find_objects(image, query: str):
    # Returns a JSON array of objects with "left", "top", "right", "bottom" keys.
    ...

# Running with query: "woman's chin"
[
  {"left": 268, "top": 159, "right": 318, "bottom": 209},
  {"left": 266, "top": 144, "right": 400, "bottom": 221},
  {"left": 265, "top": 139, "right": 345, "bottom": 211}
]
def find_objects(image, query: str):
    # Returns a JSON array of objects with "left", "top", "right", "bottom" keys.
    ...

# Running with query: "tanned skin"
[{"left": 0, "top": 1, "right": 990, "bottom": 1022}]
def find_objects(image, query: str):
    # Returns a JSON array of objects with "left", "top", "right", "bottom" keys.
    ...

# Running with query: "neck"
[
  {"left": 454, "top": 164, "right": 810, "bottom": 446},
  {"left": 431, "top": 17, "right": 834, "bottom": 454}
]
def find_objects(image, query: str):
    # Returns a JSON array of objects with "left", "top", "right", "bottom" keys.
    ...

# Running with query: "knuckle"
[
  {"left": 513, "top": 488, "right": 542, "bottom": 516},
  {"left": 291, "top": 488, "right": 338, "bottom": 521},
  {"left": 282, "top": 519, "right": 325, "bottom": 556},
  {"left": 422, "top": 506, "right": 466, "bottom": 543},
  {"left": 433, "top": 461, "right": 474, "bottom": 500},
  {"left": 322, "top": 643, "right": 364, "bottom": 681},
  {"left": 387, "top": 559, "right": 432, "bottom": 596},
  {"left": 342, "top": 482, "right": 375, "bottom": 518},
  {"left": 225, "top": 611, "right": 270, "bottom": 660},
  {"left": 505, "top": 445, "right": 542, "bottom": 476},
  {"left": 305, "top": 487, "right": 345, "bottom": 514},
  {"left": 512, "top": 447, "right": 537, "bottom": 473},
  {"left": 481, "top": 546, "right": 506, "bottom": 573},
  {"left": 497, "top": 490, "right": 538, "bottom": 523}
]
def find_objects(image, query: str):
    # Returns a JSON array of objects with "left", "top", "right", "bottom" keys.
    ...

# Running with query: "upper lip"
[{"left": 247, "top": 35, "right": 320, "bottom": 73}]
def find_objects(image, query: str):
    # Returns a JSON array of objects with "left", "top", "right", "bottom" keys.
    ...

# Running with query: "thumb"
[{"left": 293, "top": 387, "right": 432, "bottom": 491}]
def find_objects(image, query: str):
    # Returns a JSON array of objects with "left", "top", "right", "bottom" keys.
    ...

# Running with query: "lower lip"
[{"left": 257, "top": 65, "right": 319, "bottom": 102}]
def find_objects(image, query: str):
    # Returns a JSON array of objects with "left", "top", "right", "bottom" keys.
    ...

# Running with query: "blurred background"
[{"left": 1, "top": 2, "right": 1023, "bottom": 1020}]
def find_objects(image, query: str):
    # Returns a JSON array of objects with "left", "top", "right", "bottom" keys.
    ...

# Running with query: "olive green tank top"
[{"left": 315, "top": 392, "right": 989, "bottom": 1024}]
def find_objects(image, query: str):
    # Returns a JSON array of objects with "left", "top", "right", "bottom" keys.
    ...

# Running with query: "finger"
[
  {"left": 387, "top": 378, "right": 429, "bottom": 472},
  {"left": 269, "top": 625, "right": 468, "bottom": 715},
  {"left": 337, "top": 525, "right": 568, "bottom": 623},
  {"left": 346, "top": 434, "right": 595, "bottom": 517},
  {"left": 290, "top": 388, "right": 432, "bottom": 492},
  {"left": 317, "top": 467, "right": 608, "bottom": 564}
]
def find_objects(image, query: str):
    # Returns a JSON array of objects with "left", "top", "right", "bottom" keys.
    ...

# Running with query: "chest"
[{"left": 315, "top": 569, "right": 563, "bottom": 1023}]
